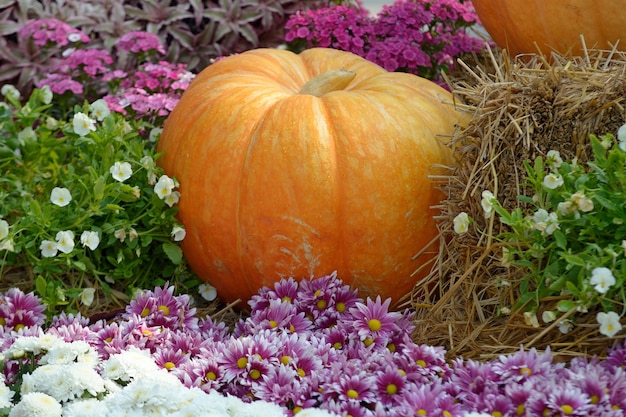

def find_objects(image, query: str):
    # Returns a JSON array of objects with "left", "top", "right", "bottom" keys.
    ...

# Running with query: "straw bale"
[{"left": 409, "top": 46, "right": 626, "bottom": 361}]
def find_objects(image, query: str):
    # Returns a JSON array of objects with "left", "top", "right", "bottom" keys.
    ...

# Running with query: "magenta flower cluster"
[
  {"left": 285, "top": 0, "right": 487, "bottom": 83},
  {"left": 1, "top": 274, "right": 626, "bottom": 417},
  {"left": 26, "top": 19, "right": 194, "bottom": 120}
]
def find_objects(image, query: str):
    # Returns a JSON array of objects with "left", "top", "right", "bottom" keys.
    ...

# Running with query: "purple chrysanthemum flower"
[
  {"left": 175, "top": 355, "right": 225, "bottom": 393},
  {"left": 347, "top": 296, "right": 402, "bottom": 348},
  {"left": 0, "top": 288, "right": 46, "bottom": 331},
  {"left": 248, "top": 277, "right": 300, "bottom": 312},
  {"left": 124, "top": 283, "right": 197, "bottom": 331},
  {"left": 492, "top": 346, "right": 559, "bottom": 384},
  {"left": 373, "top": 367, "right": 407, "bottom": 407},
  {"left": 152, "top": 347, "right": 190, "bottom": 372}
]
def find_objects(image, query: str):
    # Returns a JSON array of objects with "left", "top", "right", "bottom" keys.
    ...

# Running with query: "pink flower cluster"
[
  {"left": 285, "top": 0, "right": 487, "bottom": 82},
  {"left": 18, "top": 18, "right": 89, "bottom": 47},
  {"left": 22, "top": 18, "right": 192, "bottom": 120},
  {"left": 1, "top": 274, "right": 626, "bottom": 416}
]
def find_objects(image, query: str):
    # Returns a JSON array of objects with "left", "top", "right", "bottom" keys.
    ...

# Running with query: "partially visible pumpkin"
[
  {"left": 472, "top": 0, "right": 626, "bottom": 58},
  {"left": 157, "top": 47, "right": 466, "bottom": 306}
]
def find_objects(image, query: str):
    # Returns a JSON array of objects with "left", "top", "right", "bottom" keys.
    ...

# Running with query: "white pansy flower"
[
  {"left": 589, "top": 267, "right": 616, "bottom": 294},
  {"left": 149, "top": 127, "right": 162, "bottom": 143},
  {"left": 0, "top": 219, "right": 8, "bottom": 240},
  {"left": 198, "top": 283, "right": 217, "bottom": 302},
  {"left": 80, "top": 230, "right": 100, "bottom": 250},
  {"left": 114, "top": 229, "right": 126, "bottom": 243},
  {"left": 40, "top": 240, "right": 58, "bottom": 257},
  {"left": 480, "top": 190, "right": 496, "bottom": 219},
  {"left": 543, "top": 173, "right": 563, "bottom": 190},
  {"left": 45, "top": 116, "right": 58, "bottom": 130},
  {"left": 453, "top": 212, "right": 470, "bottom": 234},
  {"left": 532, "top": 209, "right": 559, "bottom": 235},
  {"left": 72, "top": 112, "right": 96, "bottom": 136},
  {"left": 40, "top": 85, "right": 53, "bottom": 104},
  {"left": 0, "top": 84, "right": 21, "bottom": 101},
  {"left": 541, "top": 310, "right": 556, "bottom": 323},
  {"left": 50, "top": 187, "right": 72, "bottom": 207},
  {"left": 618, "top": 124, "right": 626, "bottom": 151},
  {"left": 110, "top": 161, "right": 133, "bottom": 182},
  {"left": 597, "top": 311, "right": 622, "bottom": 337},
  {"left": 80, "top": 288, "right": 96, "bottom": 306},
  {"left": 570, "top": 191, "right": 593, "bottom": 212},
  {"left": 55, "top": 230, "right": 75, "bottom": 254},
  {"left": 154, "top": 175, "right": 176, "bottom": 200},
  {"left": 558, "top": 319, "right": 573, "bottom": 334},
  {"left": 17, "top": 126, "right": 36, "bottom": 144},
  {"left": 90, "top": 98, "right": 110, "bottom": 121},
  {"left": 523, "top": 311, "right": 539, "bottom": 328},
  {"left": 171, "top": 226, "right": 186, "bottom": 242},
  {"left": 546, "top": 149, "right": 563, "bottom": 169},
  {"left": 164, "top": 190, "right": 180, "bottom": 207}
]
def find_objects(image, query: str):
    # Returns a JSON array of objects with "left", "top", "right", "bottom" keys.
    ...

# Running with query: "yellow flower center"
[
  {"left": 417, "top": 410, "right": 427, "bottom": 416},
  {"left": 363, "top": 337, "right": 374, "bottom": 347},
  {"left": 250, "top": 369, "right": 261, "bottom": 380},
  {"left": 516, "top": 404, "right": 525, "bottom": 415},
  {"left": 297, "top": 368, "right": 306, "bottom": 377},
  {"left": 141, "top": 307, "right": 150, "bottom": 317},
  {"left": 163, "top": 361, "right": 176, "bottom": 370},
  {"left": 237, "top": 357, "right": 248, "bottom": 369},
  {"left": 591, "top": 395, "right": 599, "bottom": 404},
  {"left": 281, "top": 355, "right": 291, "bottom": 365},
  {"left": 561, "top": 405, "right": 574, "bottom": 415},
  {"left": 347, "top": 389, "right": 359, "bottom": 399},
  {"left": 387, "top": 343, "right": 396, "bottom": 352},
  {"left": 493, "top": 412, "right": 502, "bottom": 417},
  {"left": 333, "top": 342, "right": 342, "bottom": 350},
  {"left": 206, "top": 371, "right": 217, "bottom": 380},
  {"left": 317, "top": 299, "right": 327, "bottom": 310},
  {"left": 416, "top": 359, "right": 427, "bottom": 367},
  {"left": 368, "top": 318, "right": 382, "bottom": 331},
  {"left": 14, "top": 324, "right": 24, "bottom": 331},
  {"left": 269, "top": 320, "right": 278, "bottom": 328},
  {"left": 336, "top": 302, "right": 346, "bottom": 313},
  {"left": 386, "top": 384, "right": 398, "bottom": 395},
  {"left": 519, "top": 366, "right": 532, "bottom": 377},
  {"left": 157, "top": 305, "right": 170, "bottom": 316}
]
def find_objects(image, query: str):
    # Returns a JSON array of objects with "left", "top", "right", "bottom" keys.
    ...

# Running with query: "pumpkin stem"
[{"left": 299, "top": 69, "right": 356, "bottom": 97}]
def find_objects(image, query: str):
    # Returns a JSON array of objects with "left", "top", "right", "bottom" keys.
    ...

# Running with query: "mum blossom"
[
  {"left": 50, "top": 187, "right": 72, "bottom": 207},
  {"left": 72, "top": 112, "right": 96, "bottom": 136},
  {"left": 109, "top": 161, "right": 133, "bottom": 182},
  {"left": 589, "top": 267, "right": 616, "bottom": 294}
]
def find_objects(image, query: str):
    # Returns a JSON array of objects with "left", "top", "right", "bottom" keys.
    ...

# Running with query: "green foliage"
[{"left": 0, "top": 86, "right": 198, "bottom": 314}]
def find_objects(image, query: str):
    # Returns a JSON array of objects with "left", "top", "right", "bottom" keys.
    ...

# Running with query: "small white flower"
[
  {"left": 154, "top": 175, "right": 176, "bottom": 200},
  {"left": 453, "top": 212, "right": 470, "bottom": 234},
  {"left": 149, "top": 127, "right": 162, "bottom": 143},
  {"left": 546, "top": 150, "right": 563, "bottom": 169},
  {"left": 67, "top": 32, "right": 83, "bottom": 43},
  {"left": 109, "top": 161, "right": 133, "bottom": 182},
  {"left": 55, "top": 230, "right": 75, "bottom": 254},
  {"left": 541, "top": 310, "right": 557, "bottom": 323},
  {"left": 618, "top": 125, "right": 626, "bottom": 151},
  {"left": 40, "top": 240, "right": 58, "bottom": 257},
  {"left": 597, "top": 311, "right": 622, "bottom": 337},
  {"left": 50, "top": 187, "right": 72, "bottom": 207},
  {"left": 558, "top": 319, "right": 573, "bottom": 334},
  {"left": 90, "top": 99, "right": 110, "bottom": 121},
  {"left": 0, "top": 380, "right": 13, "bottom": 409},
  {"left": 17, "top": 126, "right": 37, "bottom": 144},
  {"left": 532, "top": 209, "right": 559, "bottom": 235},
  {"left": 80, "top": 230, "right": 100, "bottom": 250},
  {"left": 198, "top": 283, "right": 217, "bottom": 302},
  {"left": 164, "top": 190, "right": 180, "bottom": 207},
  {"left": 114, "top": 229, "right": 126, "bottom": 243},
  {"left": 46, "top": 116, "right": 58, "bottom": 130},
  {"left": 543, "top": 173, "right": 564, "bottom": 189},
  {"left": 570, "top": 192, "right": 593, "bottom": 212},
  {"left": 72, "top": 112, "right": 96, "bottom": 137},
  {"left": 480, "top": 190, "right": 496, "bottom": 219},
  {"left": 80, "top": 288, "right": 96, "bottom": 307},
  {"left": 0, "top": 84, "right": 21, "bottom": 101},
  {"left": 0, "top": 219, "right": 8, "bottom": 240},
  {"left": 40, "top": 85, "right": 53, "bottom": 105},
  {"left": 128, "top": 228, "right": 138, "bottom": 242},
  {"left": 589, "top": 267, "right": 616, "bottom": 294},
  {"left": 523, "top": 311, "right": 539, "bottom": 328},
  {"left": 171, "top": 226, "right": 186, "bottom": 242}
]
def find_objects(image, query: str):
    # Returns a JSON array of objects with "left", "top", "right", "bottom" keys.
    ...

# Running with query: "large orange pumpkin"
[
  {"left": 472, "top": 0, "right": 626, "bottom": 57},
  {"left": 157, "top": 47, "right": 466, "bottom": 306}
]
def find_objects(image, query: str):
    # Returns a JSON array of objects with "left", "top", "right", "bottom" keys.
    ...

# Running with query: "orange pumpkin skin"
[
  {"left": 157, "top": 47, "right": 465, "bottom": 306},
  {"left": 472, "top": 0, "right": 626, "bottom": 57}
]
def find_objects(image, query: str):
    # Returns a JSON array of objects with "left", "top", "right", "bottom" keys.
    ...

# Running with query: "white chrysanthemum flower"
[
  {"left": 589, "top": 267, "right": 616, "bottom": 294},
  {"left": 62, "top": 398, "right": 109, "bottom": 417},
  {"left": 72, "top": 112, "right": 96, "bottom": 137},
  {"left": 154, "top": 175, "right": 176, "bottom": 200},
  {"left": 40, "top": 340, "right": 91, "bottom": 365},
  {"left": 0, "top": 219, "right": 9, "bottom": 240},
  {"left": 90, "top": 99, "right": 110, "bottom": 121},
  {"left": 50, "top": 187, "right": 72, "bottom": 207},
  {"left": 542, "top": 173, "right": 564, "bottom": 190},
  {"left": 597, "top": 311, "right": 622, "bottom": 337},
  {"left": 55, "top": 230, "right": 75, "bottom": 254},
  {"left": 80, "top": 230, "right": 100, "bottom": 250},
  {"left": 453, "top": 212, "right": 470, "bottom": 234},
  {"left": 8, "top": 334, "right": 62, "bottom": 356},
  {"left": 40, "top": 240, "right": 58, "bottom": 258},
  {"left": 8, "top": 392, "right": 61, "bottom": 417},
  {"left": 198, "top": 283, "right": 217, "bottom": 302},
  {"left": 101, "top": 347, "right": 159, "bottom": 382},
  {"left": 171, "top": 226, "right": 186, "bottom": 242},
  {"left": 109, "top": 161, "right": 133, "bottom": 183},
  {"left": 0, "top": 379, "right": 14, "bottom": 409}
]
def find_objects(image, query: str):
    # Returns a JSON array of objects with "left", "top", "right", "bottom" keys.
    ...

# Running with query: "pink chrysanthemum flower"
[
  {"left": 153, "top": 347, "right": 190, "bottom": 372},
  {"left": 175, "top": 356, "right": 225, "bottom": 393},
  {"left": 124, "top": 283, "right": 197, "bottom": 331},
  {"left": 348, "top": 296, "right": 402, "bottom": 347},
  {"left": 492, "top": 346, "right": 559, "bottom": 384},
  {"left": 374, "top": 367, "right": 407, "bottom": 407},
  {"left": 248, "top": 277, "right": 300, "bottom": 311},
  {"left": 197, "top": 316, "right": 230, "bottom": 343}
]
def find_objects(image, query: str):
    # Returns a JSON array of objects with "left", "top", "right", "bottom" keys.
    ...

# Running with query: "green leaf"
[
  {"left": 553, "top": 230, "right": 567, "bottom": 250},
  {"left": 35, "top": 275, "right": 47, "bottom": 299},
  {"left": 556, "top": 299, "right": 576, "bottom": 312},
  {"left": 162, "top": 242, "right": 183, "bottom": 265},
  {"left": 94, "top": 175, "right": 106, "bottom": 201},
  {"left": 29, "top": 200, "right": 42, "bottom": 218}
]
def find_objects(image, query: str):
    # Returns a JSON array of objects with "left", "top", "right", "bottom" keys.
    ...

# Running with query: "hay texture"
[{"left": 410, "top": 46, "right": 626, "bottom": 361}]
